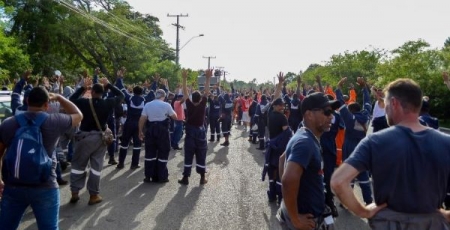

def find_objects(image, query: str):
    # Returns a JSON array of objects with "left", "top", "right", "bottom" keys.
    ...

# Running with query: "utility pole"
[
  {"left": 167, "top": 13, "right": 188, "bottom": 65},
  {"left": 202, "top": 56, "right": 216, "bottom": 69},
  {"left": 215, "top": 66, "right": 225, "bottom": 84},
  {"left": 223, "top": 71, "right": 229, "bottom": 83}
]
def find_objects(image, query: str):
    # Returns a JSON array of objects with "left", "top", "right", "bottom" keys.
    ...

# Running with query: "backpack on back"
[{"left": 2, "top": 113, "right": 52, "bottom": 185}]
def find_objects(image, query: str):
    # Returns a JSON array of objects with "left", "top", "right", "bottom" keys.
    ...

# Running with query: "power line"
[{"left": 92, "top": 0, "right": 147, "bottom": 35}]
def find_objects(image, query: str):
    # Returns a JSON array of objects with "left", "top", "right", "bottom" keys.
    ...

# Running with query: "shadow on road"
[
  {"left": 23, "top": 166, "right": 163, "bottom": 230},
  {"left": 206, "top": 145, "right": 229, "bottom": 168},
  {"left": 153, "top": 186, "right": 203, "bottom": 230}
]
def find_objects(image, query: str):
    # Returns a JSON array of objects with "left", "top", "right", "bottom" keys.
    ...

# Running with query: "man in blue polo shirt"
[
  {"left": 277, "top": 92, "right": 340, "bottom": 230},
  {"left": 331, "top": 78, "right": 450, "bottom": 229}
]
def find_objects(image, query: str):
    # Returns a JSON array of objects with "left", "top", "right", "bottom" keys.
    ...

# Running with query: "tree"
[
  {"left": 0, "top": 24, "right": 30, "bottom": 82},
  {"left": 2, "top": 0, "right": 174, "bottom": 82},
  {"left": 444, "top": 37, "right": 450, "bottom": 48}
]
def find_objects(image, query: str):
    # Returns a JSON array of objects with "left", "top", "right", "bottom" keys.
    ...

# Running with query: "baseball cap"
[
  {"left": 54, "top": 70, "right": 62, "bottom": 77},
  {"left": 301, "top": 92, "right": 340, "bottom": 115}
]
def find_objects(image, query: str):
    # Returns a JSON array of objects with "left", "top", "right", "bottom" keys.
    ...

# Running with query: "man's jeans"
[
  {"left": 171, "top": 120, "right": 184, "bottom": 148},
  {"left": 0, "top": 186, "right": 60, "bottom": 230}
]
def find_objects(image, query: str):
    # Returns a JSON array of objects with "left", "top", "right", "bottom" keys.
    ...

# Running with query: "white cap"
[{"left": 54, "top": 70, "right": 62, "bottom": 77}]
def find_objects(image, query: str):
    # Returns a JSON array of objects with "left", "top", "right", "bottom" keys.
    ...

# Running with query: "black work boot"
[
  {"left": 178, "top": 176, "right": 189, "bottom": 185},
  {"left": 200, "top": 173, "right": 208, "bottom": 185},
  {"left": 108, "top": 156, "right": 118, "bottom": 165},
  {"left": 256, "top": 140, "right": 265, "bottom": 150}
]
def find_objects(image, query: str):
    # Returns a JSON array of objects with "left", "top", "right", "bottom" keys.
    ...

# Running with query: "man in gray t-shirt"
[
  {"left": 0, "top": 87, "right": 82, "bottom": 230},
  {"left": 331, "top": 79, "right": 450, "bottom": 229}
]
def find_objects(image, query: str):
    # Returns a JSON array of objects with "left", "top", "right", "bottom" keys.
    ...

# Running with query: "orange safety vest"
[{"left": 335, "top": 128, "right": 345, "bottom": 166}]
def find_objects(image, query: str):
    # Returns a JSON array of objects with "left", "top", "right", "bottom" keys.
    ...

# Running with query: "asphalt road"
[{"left": 18, "top": 126, "right": 372, "bottom": 230}]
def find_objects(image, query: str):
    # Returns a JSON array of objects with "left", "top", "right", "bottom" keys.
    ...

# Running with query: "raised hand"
[
  {"left": 154, "top": 73, "right": 161, "bottom": 82},
  {"left": 59, "top": 75, "right": 65, "bottom": 84},
  {"left": 357, "top": 77, "right": 365, "bottom": 87},
  {"left": 23, "top": 70, "right": 32, "bottom": 81},
  {"left": 82, "top": 69, "right": 89, "bottom": 78},
  {"left": 117, "top": 69, "right": 123, "bottom": 78},
  {"left": 95, "top": 67, "right": 101, "bottom": 76},
  {"left": 277, "top": 72, "right": 285, "bottom": 83},
  {"left": 205, "top": 69, "right": 213, "bottom": 79},
  {"left": 43, "top": 77, "right": 50, "bottom": 88},
  {"left": 338, "top": 77, "right": 347, "bottom": 88},
  {"left": 182, "top": 69, "right": 188, "bottom": 80},
  {"left": 84, "top": 77, "right": 93, "bottom": 88},
  {"left": 99, "top": 77, "right": 110, "bottom": 86},
  {"left": 315, "top": 75, "right": 321, "bottom": 82}
]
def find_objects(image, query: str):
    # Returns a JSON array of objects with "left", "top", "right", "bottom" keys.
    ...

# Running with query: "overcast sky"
[{"left": 126, "top": 0, "right": 450, "bottom": 83}]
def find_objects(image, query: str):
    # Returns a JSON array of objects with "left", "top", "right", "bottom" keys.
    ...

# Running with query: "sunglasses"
[{"left": 312, "top": 108, "right": 333, "bottom": 116}]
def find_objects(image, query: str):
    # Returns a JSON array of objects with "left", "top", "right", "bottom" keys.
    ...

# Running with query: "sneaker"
[
  {"left": 143, "top": 178, "right": 152, "bottom": 183},
  {"left": 88, "top": 195, "right": 103, "bottom": 205}
]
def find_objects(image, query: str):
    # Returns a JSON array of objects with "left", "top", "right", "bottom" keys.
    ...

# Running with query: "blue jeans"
[
  {"left": 0, "top": 186, "right": 60, "bottom": 230},
  {"left": 171, "top": 120, "right": 184, "bottom": 148}
]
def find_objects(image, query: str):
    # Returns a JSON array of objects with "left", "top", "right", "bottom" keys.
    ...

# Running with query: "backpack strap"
[
  {"left": 15, "top": 112, "right": 49, "bottom": 127},
  {"left": 34, "top": 113, "right": 49, "bottom": 127}
]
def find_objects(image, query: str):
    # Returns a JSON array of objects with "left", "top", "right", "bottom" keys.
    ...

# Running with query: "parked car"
[{"left": 0, "top": 91, "right": 13, "bottom": 123}]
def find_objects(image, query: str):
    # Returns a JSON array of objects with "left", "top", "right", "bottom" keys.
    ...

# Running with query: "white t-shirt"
[
  {"left": 372, "top": 101, "right": 385, "bottom": 118},
  {"left": 141, "top": 99, "right": 175, "bottom": 122}
]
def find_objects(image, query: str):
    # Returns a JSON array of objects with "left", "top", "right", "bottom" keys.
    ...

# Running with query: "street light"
[
  {"left": 177, "top": 34, "right": 204, "bottom": 65},
  {"left": 179, "top": 34, "right": 204, "bottom": 51}
]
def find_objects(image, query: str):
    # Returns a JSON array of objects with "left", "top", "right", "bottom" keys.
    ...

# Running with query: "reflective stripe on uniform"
[
  {"left": 90, "top": 168, "right": 101, "bottom": 176},
  {"left": 71, "top": 169, "right": 85, "bottom": 174}
]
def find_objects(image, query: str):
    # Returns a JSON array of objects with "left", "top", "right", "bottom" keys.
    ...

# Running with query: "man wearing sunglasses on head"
[{"left": 334, "top": 77, "right": 374, "bottom": 207}]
